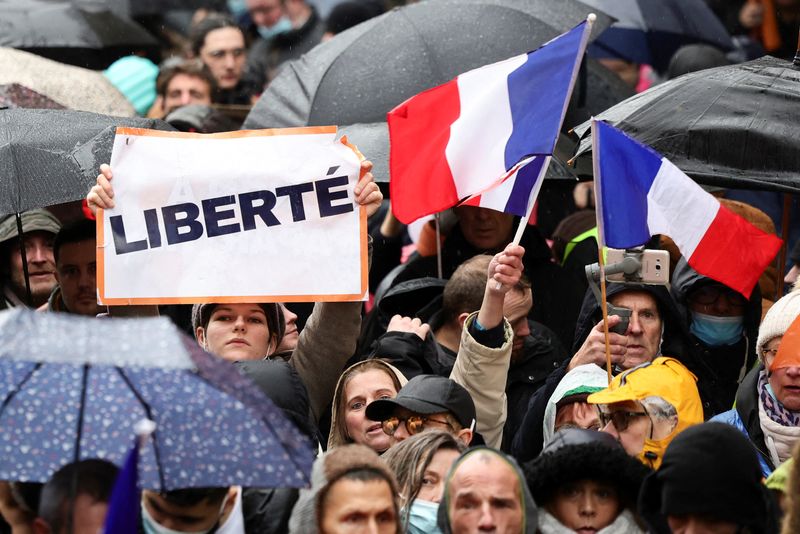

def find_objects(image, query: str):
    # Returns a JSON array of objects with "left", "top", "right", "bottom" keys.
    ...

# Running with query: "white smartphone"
[{"left": 605, "top": 248, "right": 670, "bottom": 284}]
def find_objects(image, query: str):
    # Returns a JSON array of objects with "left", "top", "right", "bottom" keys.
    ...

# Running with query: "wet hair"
[
  {"left": 156, "top": 487, "right": 229, "bottom": 506},
  {"left": 156, "top": 58, "right": 217, "bottom": 98},
  {"left": 190, "top": 13, "right": 244, "bottom": 57},
  {"left": 442, "top": 254, "right": 530, "bottom": 325},
  {"left": 53, "top": 218, "right": 95, "bottom": 265},
  {"left": 38, "top": 459, "right": 119, "bottom": 533},
  {"left": 382, "top": 430, "right": 465, "bottom": 520}
]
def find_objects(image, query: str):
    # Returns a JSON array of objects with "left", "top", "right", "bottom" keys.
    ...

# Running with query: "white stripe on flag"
[
  {"left": 447, "top": 54, "right": 528, "bottom": 199},
  {"left": 646, "top": 158, "right": 720, "bottom": 258}
]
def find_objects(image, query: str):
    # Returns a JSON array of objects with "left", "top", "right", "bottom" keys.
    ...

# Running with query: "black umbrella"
[
  {"left": 243, "top": 0, "right": 614, "bottom": 130},
  {"left": 571, "top": 55, "right": 800, "bottom": 194},
  {"left": 0, "top": 0, "right": 159, "bottom": 69},
  {"left": 0, "top": 108, "right": 174, "bottom": 304},
  {"left": 580, "top": 0, "right": 733, "bottom": 72}
]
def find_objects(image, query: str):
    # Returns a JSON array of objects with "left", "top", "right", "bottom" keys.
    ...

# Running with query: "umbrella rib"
[
  {"left": 0, "top": 362, "right": 41, "bottom": 417},
  {"left": 114, "top": 367, "right": 167, "bottom": 492}
]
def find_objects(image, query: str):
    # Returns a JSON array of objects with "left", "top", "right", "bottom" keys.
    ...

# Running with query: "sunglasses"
[
  {"left": 598, "top": 410, "right": 648, "bottom": 432},
  {"left": 382, "top": 414, "right": 451, "bottom": 436}
]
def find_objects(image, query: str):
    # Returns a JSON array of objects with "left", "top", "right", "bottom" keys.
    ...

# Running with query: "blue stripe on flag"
[
  {"left": 504, "top": 22, "right": 587, "bottom": 169},
  {"left": 596, "top": 121, "right": 662, "bottom": 249},
  {"left": 504, "top": 157, "right": 545, "bottom": 217}
]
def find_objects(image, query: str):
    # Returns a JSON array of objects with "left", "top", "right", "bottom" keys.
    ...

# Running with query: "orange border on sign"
[{"left": 96, "top": 127, "right": 369, "bottom": 305}]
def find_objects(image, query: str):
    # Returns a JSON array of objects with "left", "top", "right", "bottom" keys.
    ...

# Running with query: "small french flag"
[
  {"left": 592, "top": 120, "right": 782, "bottom": 298},
  {"left": 388, "top": 19, "right": 593, "bottom": 224}
]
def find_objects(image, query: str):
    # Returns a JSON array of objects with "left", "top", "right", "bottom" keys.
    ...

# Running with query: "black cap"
[{"left": 365, "top": 374, "right": 476, "bottom": 428}]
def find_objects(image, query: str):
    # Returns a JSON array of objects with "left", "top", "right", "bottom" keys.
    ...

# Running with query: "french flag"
[
  {"left": 592, "top": 120, "right": 782, "bottom": 298},
  {"left": 388, "top": 19, "right": 593, "bottom": 224}
]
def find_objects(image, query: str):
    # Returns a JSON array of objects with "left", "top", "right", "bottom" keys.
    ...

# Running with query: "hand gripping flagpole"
[
  {"left": 497, "top": 13, "right": 596, "bottom": 290},
  {"left": 591, "top": 118, "right": 613, "bottom": 384}
]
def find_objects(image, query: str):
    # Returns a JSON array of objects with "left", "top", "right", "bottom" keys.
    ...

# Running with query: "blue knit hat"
[{"left": 104, "top": 56, "right": 159, "bottom": 116}]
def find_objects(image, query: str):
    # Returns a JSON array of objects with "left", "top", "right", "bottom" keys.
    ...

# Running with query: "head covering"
[
  {"left": 191, "top": 302, "right": 285, "bottom": 347},
  {"left": 639, "top": 422, "right": 773, "bottom": 534},
  {"left": 0, "top": 211, "right": 61, "bottom": 247},
  {"left": 437, "top": 447, "right": 537, "bottom": 534},
  {"left": 366, "top": 375, "right": 476, "bottom": 429},
  {"left": 328, "top": 359, "right": 407, "bottom": 450},
  {"left": 525, "top": 429, "right": 650, "bottom": 512},
  {"left": 103, "top": 56, "right": 159, "bottom": 116},
  {"left": 542, "top": 364, "right": 608, "bottom": 447},
  {"left": 757, "top": 285, "right": 800, "bottom": 363},
  {"left": 588, "top": 357, "right": 703, "bottom": 469},
  {"left": 288, "top": 444, "right": 400, "bottom": 534}
]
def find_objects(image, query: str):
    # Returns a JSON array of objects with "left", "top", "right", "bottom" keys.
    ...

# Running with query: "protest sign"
[{"left": 97, "top": 126, "right": 367, "bottom": 304}]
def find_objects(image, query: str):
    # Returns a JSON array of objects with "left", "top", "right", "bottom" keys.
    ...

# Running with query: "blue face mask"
[
  {"left": 227, "top": 0, "right": 248, "bottom": 18},
  {"left": 407, "top": 499, "right": 443, "bottom": 534},
  {"left": 690, "top": 311, "right": 744, "bottom": 347},
  {"left": 257, "top": 16, "right": 292, "bottom": 40}
]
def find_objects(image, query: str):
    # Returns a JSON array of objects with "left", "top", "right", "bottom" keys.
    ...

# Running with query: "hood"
[
  {"left": 542, "top": 364, "right": 608, "bottom": 447},
  {"left": 376, "top": 276, "right": 446, "bottom": 321},
  {"left": 0, "top": 210, "right": 61, "bottom": 246},
  {"left": 327, "top": 359, "right": 407, "bottom": 450},
  {"left": 572, "top": 283, "right": 688, "bottom": 360},
  {"left": 437, "top": 447, "right": 537, "bottom": 534}
]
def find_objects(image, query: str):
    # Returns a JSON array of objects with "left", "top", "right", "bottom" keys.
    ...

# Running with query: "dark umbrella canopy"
[
  {"left": 244, "top": 0, "right": 613, "bottom": 130},
  {"left": 0, "top": 84, "right": 65, "bottom": 109},
  {"left": 0, "top": 309, "right": 314, "bottom": 490},
  {"left": 0, "top": 0, "right": 159, "bottom": 69},
  {"left": 0, "top": 108, "right": 174, "bottom": 217},
  {"left": 581, "top": 0, "right": 733, "bottom": 72},
  {"left": 572, "top": 56, "right": 800, "bottom": 193}
]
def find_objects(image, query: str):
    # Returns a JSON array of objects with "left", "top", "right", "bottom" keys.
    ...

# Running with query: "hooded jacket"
[
  {"left": 437, "top": 447, "right": 537, "bottom": 534},
  {"left": 671, "top": 258, "right": 761, "bottom": 416}
]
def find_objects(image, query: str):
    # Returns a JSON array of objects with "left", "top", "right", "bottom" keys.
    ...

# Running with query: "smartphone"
[{"left": 605, "top": 248, "right": 669, "bottom": 284}]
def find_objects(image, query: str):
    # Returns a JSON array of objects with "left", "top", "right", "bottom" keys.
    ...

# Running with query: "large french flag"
[
  {"left": 592, "top": 120, "right": 782, "bottom": 298},
  {"left": 388, "top": 19, "right": 592, "bottom": 224}
]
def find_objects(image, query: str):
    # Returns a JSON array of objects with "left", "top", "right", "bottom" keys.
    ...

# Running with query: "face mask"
[
  {"left": 227, "top": 0, "right": 248, "bottom": 18},
  {"left": 407, "top": 499, "right": 443, "bottom": 534},
  {"left": 690, "top": 311, "right": 744, "bottom": 347},
  {"left": 257, "top": 17, "right": 292, "bottom": 40},
  {"left": 142, "top": 493, "right": 228, "bottom": 534}
]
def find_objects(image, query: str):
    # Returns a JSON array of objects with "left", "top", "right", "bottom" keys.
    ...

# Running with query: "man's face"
[
  {"left": 7, "top": 230, "right": 56, "bottom": 307},
  {"left": 448, "top": 453, "right": 523, "bottom": 534},
  {"left": 163, "top": 74, "right": 212, "bottom": 115},
  {"left": 56, "top": 239, "right": 99, "bottom": 316},
  {"left": 455, "top": 206, "right": 515, "bottom": 251},
  {"left": 597, "top": 400, "right": 652, "bottom": 457},
  {"left": 142, "top": 490, "right": 228, "bottom": 532},
  {"left": 387, "top": 407, "right": 455, "bottom": 443},
  {"left": 609, "top": 290, "right": 662, "bottom": 369},
  {"left": 505, "top": 287, "right": 532, "bottom": 362},
  {"left": 56, "top": 494, "right": 107, "bottom": 534},
  {"left": 247, "top": 0, "right": 285, "bottom": 28},
  {"left": 548, "top": 480, "right": 620, "bottom": 533},
  {"left": 320, "top": 478, "right": 397, "bottom": 534},
  {"left": 198, "top": 27, "right": 246, "bottom": 90}
]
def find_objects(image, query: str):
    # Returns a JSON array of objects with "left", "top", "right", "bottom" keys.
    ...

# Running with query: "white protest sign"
[{"left": 97, "top": 127, "right": 367, "bottom": 304}]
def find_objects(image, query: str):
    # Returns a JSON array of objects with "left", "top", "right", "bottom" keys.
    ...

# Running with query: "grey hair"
[{"left": 640, "top": 396, "right": 678, "bottom": 433}]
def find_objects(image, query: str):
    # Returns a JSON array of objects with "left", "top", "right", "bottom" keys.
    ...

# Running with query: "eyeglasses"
[
  {"left": 382, "top": 414, "right": 452, "bottom": 436},
  {"left": 598, "top": 411, "right": 648, "bottom": 432},
  {"left": 689, "top": 285, "right": 746, "bottom": 309},
  {"left": 763, "top": 348, "right": 780, "bottom": 360}
]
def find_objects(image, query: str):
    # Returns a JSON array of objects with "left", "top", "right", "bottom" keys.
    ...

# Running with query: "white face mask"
[
  {"left": 141, "top": 493, "right": 229, "bottom": 534},
  {"left": 407, "top": 499, "right": 442, "bottom": 534}
]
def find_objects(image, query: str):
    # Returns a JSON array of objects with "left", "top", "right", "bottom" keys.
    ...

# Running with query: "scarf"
[{"left": 758, "top": 371, "right": 800, "bottom": 427}]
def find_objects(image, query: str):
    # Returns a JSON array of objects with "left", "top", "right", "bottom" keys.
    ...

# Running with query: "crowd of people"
[{"left": 1, "top": 0, "right": 800, "bottom": 533}]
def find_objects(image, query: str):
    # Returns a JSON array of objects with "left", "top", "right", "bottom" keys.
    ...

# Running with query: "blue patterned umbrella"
[{"left": 0, "top": 309, "right": 314, "bottom": 491}]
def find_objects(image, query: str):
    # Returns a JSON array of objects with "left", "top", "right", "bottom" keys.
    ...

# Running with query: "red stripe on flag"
[
  {"left": 689, "top": 205, "right": 782, "bottom": 298},
  {"left": 388, "top": 80, "right": 461, "bottom": 224}
]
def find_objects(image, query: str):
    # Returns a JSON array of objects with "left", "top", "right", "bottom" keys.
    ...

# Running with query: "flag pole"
[
  {"left": 434, "top": 212, "right": 443, "bottom": 279},
  {"left": 591, "top": 119, "right": 613, "bottom": 384}
]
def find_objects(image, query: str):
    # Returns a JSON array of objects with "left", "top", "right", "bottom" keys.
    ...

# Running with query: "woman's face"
[
  {"left": 343, "top": 369, "right": 398, "bottom": 453},
  {"left": 548, "top": 480, "right": 621, "bottom": 533},
  {"left": 196, "top": 304, "right": 273, "bottom": 362},
  {"left": 763, "top": 335, "right": 800, "bottom": 411},
  {"left": 416, "top": 448, "right": 460, "bottom": 503}
]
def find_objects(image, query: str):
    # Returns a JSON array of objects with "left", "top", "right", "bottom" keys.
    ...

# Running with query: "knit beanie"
[
  {"left": 757, "top": 285, "right": 800, "bottom": 362},
  {"left": 288, "top": 444, "right": 399, "bottom": 534},
  {"left": 104, "top": 56, "right": 159, "bottom": 116}
]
